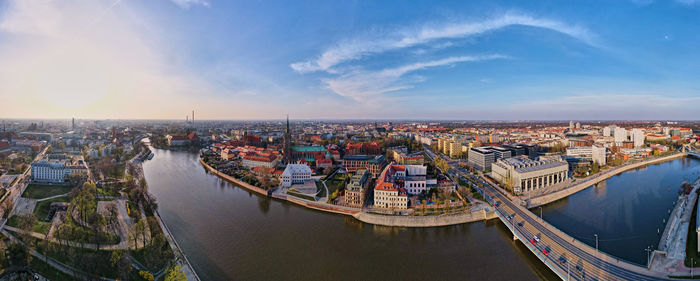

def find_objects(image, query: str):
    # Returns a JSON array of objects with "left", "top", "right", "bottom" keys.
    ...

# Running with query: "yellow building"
[{"left": 449, "top": 141, "right": 462, "bottom": 158}]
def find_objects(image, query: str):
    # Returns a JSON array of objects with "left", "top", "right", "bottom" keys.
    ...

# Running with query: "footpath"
[{"left": 650, "top": 176, "right": 700, "bottom": 276}]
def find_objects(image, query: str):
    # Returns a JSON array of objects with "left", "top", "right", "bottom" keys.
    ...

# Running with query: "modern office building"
[
  {"left": 281, "top": 164, "right": 312, "bottom": 187},
  {"left": 566, "top": 145, "right": 607, "bottom": 166},
  {"left": 468, "top": 146, "right": 512, "bottom": 171},
  {"left": 491, "top": 156, "right": 569, "bottom": 193},
  {"left": 345, "top": 169, "right": 369, "bottom": 208}
]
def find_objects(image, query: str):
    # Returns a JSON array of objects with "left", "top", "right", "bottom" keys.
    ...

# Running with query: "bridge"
[
  {"left": 682, "top": 144, "right": 700, "bottom": 159},
  {"left": 449, "top": 162, "right": 676, "bottom": 280}
]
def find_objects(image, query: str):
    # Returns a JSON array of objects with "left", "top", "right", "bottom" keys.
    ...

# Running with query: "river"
[
  {"left": 142, "top": 149, "right": 557, "bottom": 281},
  {"left": 541, "top": 156, "right": 700, "bottom": 265},
  {"left": 142, "top": 148, "right": 700, "bottom": 280}
]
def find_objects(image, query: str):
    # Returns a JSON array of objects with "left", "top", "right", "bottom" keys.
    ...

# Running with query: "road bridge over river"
[{"left": 449, "top": 160, "right": 677, "bottom": 280}]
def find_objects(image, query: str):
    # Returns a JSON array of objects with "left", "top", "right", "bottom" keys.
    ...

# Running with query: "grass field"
[
  {"left": 325, "top": 173, "right": 346, "bottom": 194},
  {"left": 22, "top": 184, "right": 72, "bottom": 199},
  {"left": 34, "top": 197, "right": 70, "bottom": 220}
]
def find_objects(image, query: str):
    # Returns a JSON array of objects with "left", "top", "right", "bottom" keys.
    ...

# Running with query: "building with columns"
[{"left": 491, "top": 156, "right": 569, "bottom": 194}]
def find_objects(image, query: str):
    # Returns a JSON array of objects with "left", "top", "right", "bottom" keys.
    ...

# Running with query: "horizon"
[{"left": 3, "top": 0, "right": 700, "bottom": 119}]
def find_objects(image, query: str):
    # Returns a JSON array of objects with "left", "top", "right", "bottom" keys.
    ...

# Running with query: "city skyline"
[{"left": 2, "top": 0, "right": 700, "bottom": 120}]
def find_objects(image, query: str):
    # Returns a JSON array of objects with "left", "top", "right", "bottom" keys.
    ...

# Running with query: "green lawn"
[
  {"left": 325, "top": 173, "right": 346, "bottom": 194},
  {"left": 97, "top": 187, "right": 120, "bottom": 197},
  {"left": 6, "top": 215, "right": 50, "bottom": 235},
  {"left": 33, "top": 221, "right": 50, "bottom": 235},
  {"left": 34, "top": 197, "right": 70, "bottom": 220},
  {"left": 22, "top": 184, "right": 72, "bottom": 199}
]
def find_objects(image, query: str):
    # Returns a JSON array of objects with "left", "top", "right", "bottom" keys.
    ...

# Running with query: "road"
[{"left": 426, "top": 145, "right": 676, "bottom": 280}]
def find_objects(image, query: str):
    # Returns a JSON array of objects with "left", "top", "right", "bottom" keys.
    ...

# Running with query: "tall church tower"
[{"left": 283, "top": 115, "right": 293, "bottom": 164}]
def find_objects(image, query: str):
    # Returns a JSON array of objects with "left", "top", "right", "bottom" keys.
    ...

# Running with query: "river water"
[
  {"left": 142, "top": 148, "right": 700, "bottom": 280},
  {"left": 541, "top": 156, "right": 700, "bottom": 265}
]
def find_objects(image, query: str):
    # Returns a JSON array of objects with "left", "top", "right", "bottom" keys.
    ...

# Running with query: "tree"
[
  {"left": 591, "top": 161, "right": 600, "bottom": 174},
  {"left": 17, "top": 214, "right": 37, "bottom": 243},
  {"left": 6, "top": 243, "right": 30, "bottom": 267},
  {"left": 165, "top": 265, "right": 187, "bottom": 281},
  {"left": 139, "top": 270, "right": 155, "bottom": 281}
]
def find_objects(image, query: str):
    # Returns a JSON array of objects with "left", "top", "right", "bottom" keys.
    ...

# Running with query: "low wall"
[
  {"left": 529, "top": 153, "right": 685, "bottom": 207},
  {"left": 353, "top": 210, "right": 493, "bottom": 227}
]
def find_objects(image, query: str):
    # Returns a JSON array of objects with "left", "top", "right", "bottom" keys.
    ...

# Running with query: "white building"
[
  {"left": 630, "top": 129, "right": 645, "bottom": 148},
  {"left": 31, "top": 160, "right": 71, "bottom": 183},
  {"left": 602, "top": 127, "right": 611, "bottom": 137},
  {"left": 592, "top": 144, "right": 607, "bottom": 166},
  {"left": 492, "top": 156, "right": 569, "bottom": 194},
  {"left": 613, "top": 127, "right": 627, "bottom": 146},
  {"left": 281, "top": 164, "right": 312, "bottom": 187}
]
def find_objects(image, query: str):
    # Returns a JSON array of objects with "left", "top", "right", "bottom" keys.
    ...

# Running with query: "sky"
[{"left": 1, "top": 0, "right": 700, "bottom": 120}]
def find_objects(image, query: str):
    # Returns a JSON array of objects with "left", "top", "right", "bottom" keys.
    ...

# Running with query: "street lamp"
[{"left": 594, "top": 234, "right": 599, "bottom": 253}]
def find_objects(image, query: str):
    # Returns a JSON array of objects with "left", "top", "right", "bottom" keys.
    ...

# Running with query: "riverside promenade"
[
  {"left": 527, "top": 153, "right": 685, "bottom": 207},
  {"left": 199, "top": 158, "right": 497, "bottom": 227}
]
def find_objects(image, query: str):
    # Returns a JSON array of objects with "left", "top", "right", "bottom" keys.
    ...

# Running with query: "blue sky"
[{"left": 1, "top": 0, "right": 700, "bottom": 120}]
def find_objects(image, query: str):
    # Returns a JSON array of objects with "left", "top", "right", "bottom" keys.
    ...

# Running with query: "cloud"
[
  {"left": 170, "top": 0, "right": 210, "bottom": 9},
  {"left": 323, "top": 55, "right": 507, "bottom": 100},
  {"left": 291, "top": 12, "right": 596, "bottom": 73}
]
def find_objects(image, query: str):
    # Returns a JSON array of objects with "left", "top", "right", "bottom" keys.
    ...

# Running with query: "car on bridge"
[
  {"left": 517, "top": 221, "right": 524, "bottom": 227},
  {"left": 558, "top": 256, "right": 567, "bottom": 265},
  {"left": 542, "top": 247, "right": 550, "bottom": 256},
  {"left": 530, "top": 238, "right": 538, "bottom": 245},
  {"left": 533, "top": 234, "right": 540, "bottom": 243}
]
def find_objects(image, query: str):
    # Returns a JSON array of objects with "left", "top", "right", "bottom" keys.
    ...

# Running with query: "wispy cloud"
[
  {"left": 323, "top": 55, "right": 508, "bottom": 100},
  {"left": 291, "top": 12, "right": 596, "bottom": 73},
  {"left": 170, "top": 0, "right": 210, "bottom": 9}
]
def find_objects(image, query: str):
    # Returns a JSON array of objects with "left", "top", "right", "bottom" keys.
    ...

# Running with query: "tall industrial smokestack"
[{"left": 192, "top": 110, "right": 195, "bottom": 125}]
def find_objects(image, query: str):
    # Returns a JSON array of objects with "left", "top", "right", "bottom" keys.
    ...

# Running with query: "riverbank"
[
  {"left": 528, "top": 153, "right": 686, "bottom": 207},
  {"left": 199, "top": 157, "right": 495, "bottom": 227}
]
